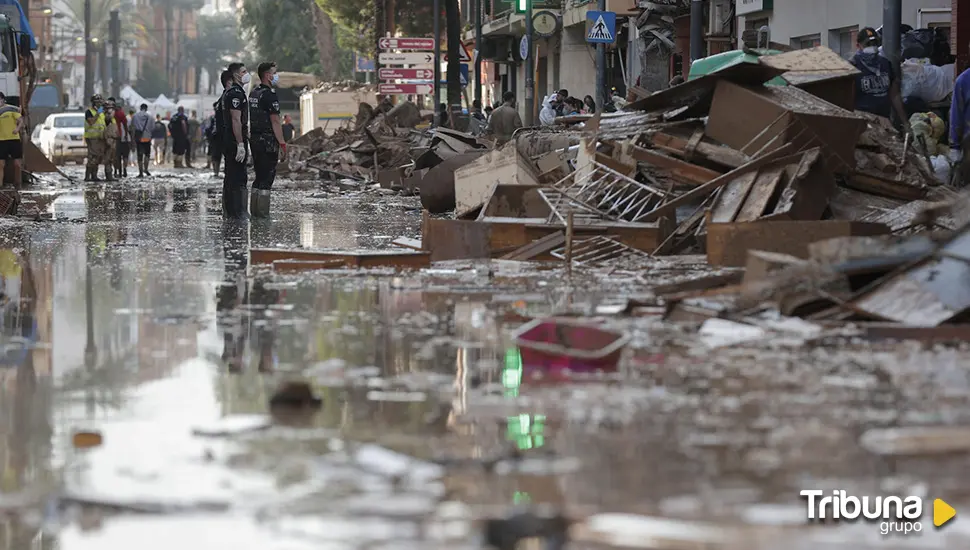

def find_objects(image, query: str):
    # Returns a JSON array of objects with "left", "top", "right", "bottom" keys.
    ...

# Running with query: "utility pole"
[
  {"left": 690, "top": 0, "right": 704, "bottom": 62},
  {"left": 83, "top": 0, "right": 92, "bottom": 101},
  {"left": 433, "top": 0, "right": 441, "bottom": 125},
  {"left": 595, "top": 0, "right": 605, "bottom": 112},
  {"left": 109, "top": 10, "right": 120, "bottom": 99},
  {"left": 445, "top": 0, "right": 461, "bottom": 128},
  {"left": 524, "top": 0, "right": 534, "bottom": 125},
  {"left": 882, "top": 0, "right": 902, "bottom": 92},
  {"left": 473, "top": 0, "right": 482, "bottom": 106}
]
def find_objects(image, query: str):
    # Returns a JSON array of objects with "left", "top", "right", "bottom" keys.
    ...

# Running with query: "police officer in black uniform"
[
  {"left": 248, "top": 61, "right": 287, "bottom": 218},
  {"left": 210, "top": 69, "right": 232, "bottom": 177},
  {"left": 220, "top": 62, "right": 251, "bottom": 219}
]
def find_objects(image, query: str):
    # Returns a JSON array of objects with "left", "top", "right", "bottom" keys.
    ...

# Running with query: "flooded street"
[{"left": 3, "top": 169, "right": 970, "bottom": 549}]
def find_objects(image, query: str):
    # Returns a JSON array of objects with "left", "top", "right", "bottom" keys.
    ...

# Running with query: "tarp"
[
  {"left": 689, "top": 49, "right": 787, "bottom": 86},
  {"left": 0, "top": 0, "right": 36, "bottom": 49},
  {"left": 153, "top": 93, "right": 177, "bottom": 109}
]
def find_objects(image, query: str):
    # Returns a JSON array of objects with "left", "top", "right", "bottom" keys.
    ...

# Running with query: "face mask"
[
  {"left": 863, "top": 46, "right": 878, "bottom": 54},
  {"left": 240, "top": 73, "right": 251, "bottom": 85},
  {"left": 97, "top": 106, "right": 103, "bottom": 114}
]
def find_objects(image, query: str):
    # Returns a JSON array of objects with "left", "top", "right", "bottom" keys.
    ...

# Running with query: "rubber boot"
[
  {"left": 250, "top": 189, "right": 270, "bottom": 218},
  {"left": 84, "top": 166, "right": 93, "bottom": 181},
  {"left": 104, "top": 165, "right": 114, "bottom": 182},
  {"left": 174, "top": 154, "right": 183, "bottom": 168},
  {"left": 143, "top": 156, "right": 152, "bottom": 176}
]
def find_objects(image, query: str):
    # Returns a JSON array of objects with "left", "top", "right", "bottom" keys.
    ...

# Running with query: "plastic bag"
[
  {"left": 902, "top": 29, "right": 936, "bottom": 61},
  {"left": 901, "top": 60, "right": 954, "bottom": 102},
  {"left": 932, "top": 155, "right": 950, "bottom": 184}
]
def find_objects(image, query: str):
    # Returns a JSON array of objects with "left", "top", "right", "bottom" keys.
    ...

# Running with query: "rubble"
[{"left": 269, "top": 44, "right": 970, "bottom": 345}]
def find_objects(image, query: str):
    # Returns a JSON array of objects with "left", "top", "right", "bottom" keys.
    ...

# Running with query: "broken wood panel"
[
  {"left": 710, "top": 171, "right": 758, "bottom": 223},
  {"left": 649, "top": 132, "right": 748, "bottom": 169},
  {"left": 551, "top": 160, "right": 667, "bottom": 223},
  {"left": 769, "top": 148, "right": 833, "bottom": 221},
  {"left": 252, "top": 248, "right": 431, "bottom": 270},
  {"left": 706, "top": 220, "right": 892, "bottom": 267},
  {"left": 846, "top": 172, "right": 928, "bottom": 202},
  {"left": 479, "top": 185, "right": 552, "bottom": 220},
  {"left": 642, "top": 144, "right": 795, "bottom": 223},
  {"left": 735, "top": 164, "right": 787, "bottom": 222},
  {"left": 742, "top": 249, "right": 809, "bottom": 285},
  {"left": 631, "top": 146, "right": 721, "bottom": 186},
  {"left": 500, "top": 231, "right": 566, "bottom": 261},
  {"left": 652, "top": 272, "right": 744, "bottom": 297}
]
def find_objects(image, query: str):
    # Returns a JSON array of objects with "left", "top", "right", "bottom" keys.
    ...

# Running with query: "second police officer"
[{"left": 248, "top": 61, "right": 287, "bottom": 218}]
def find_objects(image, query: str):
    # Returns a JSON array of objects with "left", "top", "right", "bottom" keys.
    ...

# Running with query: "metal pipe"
[
  {"left": 595, "top": 0, "right": 606, "bottom": 113},
  {"left": 524, "top": 0, "right": 534, "bottom": 125},
  {"left": 474, "top": 0, "right": 482, "bottom": 105},
  {"left": 690, "top": 0, "right": 704, "bottom": 62},
  {"left": 882, "top": 0, "right": 902, "bottom": 86},
  {"left": 433, "top": 0, "right": 441, "bottom": 125}
]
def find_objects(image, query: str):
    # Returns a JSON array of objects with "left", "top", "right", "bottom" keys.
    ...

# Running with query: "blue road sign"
[
  {"left": 355, "top": 54, "right": 375, "bottom": 72},
  {"left": 439, "top": 64, "right": 470, "bottom": 87},
  {"left": 586, "top": 11, "right": 617, "bottom": 44}
]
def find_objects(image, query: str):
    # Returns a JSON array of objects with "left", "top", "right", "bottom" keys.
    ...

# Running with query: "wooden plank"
[
  {"left": 630, "top": 146, "right": 721, "bottom": 185},
  {"left": 735, "top": 164, "right": 787, "bottom": 222},
  {"left": 649, "top": 132, "right": 748, "bottom": 169},
  {"left": 500, "top": 231, "right": 566, "bottom": 261},
  {"left": 706, "top": 220, "right": 892, "bottom": 267},
  {"left": 252, "top": 248, "right": 430, "bottom": 270},
  {"left": 272, "top": 259, "right": 346, "bottom": 272},
  {"left": 641, "top": 144, "right": 795, "bottom": 223},
  {"left": 710, "top": 171, "right": 758, "bottom": 223},
  {"left": 391, "top": 237, "right": 423, "bottom": 251},
  {"left": 846, "top": 172, "right": 928, "bottom": 201}
]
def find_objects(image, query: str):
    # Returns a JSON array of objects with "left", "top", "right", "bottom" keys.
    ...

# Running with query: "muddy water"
[{"left": 2, "top": 174, "right": 970, "bottom": 548}]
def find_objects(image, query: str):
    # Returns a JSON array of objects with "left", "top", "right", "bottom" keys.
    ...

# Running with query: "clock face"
[{"left": 533, "top": 12, "right": 558, "bottom": 37}]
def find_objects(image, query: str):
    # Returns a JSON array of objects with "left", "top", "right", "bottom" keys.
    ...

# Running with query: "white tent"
[
  {"left": 153, "top": 93, "right": 178, "bottom": 112},
  {"left": 119, "top": 85, "right": 149, "bottom": 109}
]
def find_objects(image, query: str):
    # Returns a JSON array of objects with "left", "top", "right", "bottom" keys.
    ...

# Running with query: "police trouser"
[
  {"left": 251, "top": 140, "right": 278, "bottom": 190},
  {"left": 210, "top": 141, "right": 223, "bottom": 173},
  {"left": 222, "top": 144, "right": 248, "bottom": 218}
]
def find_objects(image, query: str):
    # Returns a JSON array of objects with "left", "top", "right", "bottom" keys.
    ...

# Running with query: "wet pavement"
[{"left": 3, "top": 167, "right": 970, "bottom": 548}]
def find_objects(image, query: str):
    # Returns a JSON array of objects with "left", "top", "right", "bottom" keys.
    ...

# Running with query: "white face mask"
[
  {"left": 240, "top": 73, "right": 251, "bottom": 85},
  {"left": 862, "top": 46, "right": 878, "bottom": 54},
  {"left": 270, "top": 73, "right": 279, "bottom": 86}
]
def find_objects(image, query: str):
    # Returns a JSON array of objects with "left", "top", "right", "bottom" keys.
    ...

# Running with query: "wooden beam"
[
  {"left": 648, "top": 132, "right": 749, "bottom": 169},
  {"left": 631, "top": 146, "right": 721, "bottom": 185}
]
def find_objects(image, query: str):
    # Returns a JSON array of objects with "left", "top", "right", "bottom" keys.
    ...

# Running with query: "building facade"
[{"left": 736, "top": 0, "right": 952, "bottom": 57}]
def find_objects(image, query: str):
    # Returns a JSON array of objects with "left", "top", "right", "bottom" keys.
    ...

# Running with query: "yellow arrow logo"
[{"left": 934, "top": 499, "right": 956, "bottom": 527}]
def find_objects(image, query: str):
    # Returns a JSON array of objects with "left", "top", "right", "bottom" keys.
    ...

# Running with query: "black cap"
[{"left": 858, "top": 27, "right": 880, "bottom": 46}]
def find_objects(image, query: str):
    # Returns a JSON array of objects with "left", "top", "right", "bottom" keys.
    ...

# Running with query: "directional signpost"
[
  {"left": 378, "top": 83, "right": 434, "bottom": 95},
  {"left": 378, "top": 37, "right": 436, "bottom": 50},
  {"left": 379, "top": 36, "right": 441, "bottom": 98},
  {"left": 379, "top": 68, "right": 435, "bottom": 80},
  {"left": 378, "top": 52, "right": 435, "bottom": 66}
]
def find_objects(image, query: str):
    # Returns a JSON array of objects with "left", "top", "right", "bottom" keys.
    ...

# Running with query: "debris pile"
[{"left": 267, "top": 45, "right": 970, "bottom": 345}]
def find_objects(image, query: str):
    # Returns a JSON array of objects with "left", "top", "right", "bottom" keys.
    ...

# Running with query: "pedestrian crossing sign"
[{"left": 586, "top": 10, "right": 616, "bottom": 44}]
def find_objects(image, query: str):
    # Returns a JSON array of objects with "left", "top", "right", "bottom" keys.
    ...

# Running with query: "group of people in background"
[{"left": 84, "top": 95, "right": 209, "bottom": 181}]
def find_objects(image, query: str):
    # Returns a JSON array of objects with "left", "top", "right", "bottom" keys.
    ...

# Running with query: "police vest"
[
  {"left": 249, "top": 85, "right": 273, "bottom": 135},
  {"left": 84, "top": 109, "right": 106, "bottom": 139}
]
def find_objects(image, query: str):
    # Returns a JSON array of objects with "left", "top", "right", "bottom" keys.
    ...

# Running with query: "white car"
[
  {"left": 30, "top": 124, "right": 41, "bottom": 147},
  {"left": 38, "top": 113, "right": 86, "bottom": 165}
]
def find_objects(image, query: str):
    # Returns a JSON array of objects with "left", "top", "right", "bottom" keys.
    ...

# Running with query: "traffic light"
[{"left": 514, "top": 0, "right": 528, "bottom": 14}]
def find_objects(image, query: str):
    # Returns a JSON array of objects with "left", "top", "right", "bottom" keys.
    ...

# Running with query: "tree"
[
  {"left": 62, "top": 0, "right": 153, "bottom": 44},
  {"left": 315, "top": 0, "right": 374, "bottom": 55},
  {"left": 185, "top": 14, "right": 243, "bottom": 93},
  {"left": 240, "top": 0, "right": 320, "bottom": 73},
  {"left": 134, "top": 60, "right": 169, "bottom": 98}
]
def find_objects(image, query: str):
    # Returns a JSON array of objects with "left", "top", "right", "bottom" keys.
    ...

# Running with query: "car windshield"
[
  {"left": 30, "top": 85, "right": 60, "bottom": 108},
  {"left": 53, "top": 116, "right": 84, "bottom": 128},
  {"left": 31, "top": 126, "right": 40, "bottom": 139}
]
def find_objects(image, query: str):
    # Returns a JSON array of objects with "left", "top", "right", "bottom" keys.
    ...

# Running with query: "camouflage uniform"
[
  {"left": 86, "top": 138, "right": 106, "bottom": 169},
  {"left": 104, "top": 119, "right": 119, "bottom": 179}
]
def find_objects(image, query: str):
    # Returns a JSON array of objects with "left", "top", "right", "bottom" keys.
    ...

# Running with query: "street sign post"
[
  {"left": 379, "top": 83, "right": 434, "bottom": 95},
  {"left": 377, "top": 52, "right": 436, "bottom": 65},
  {"left": 379, "top": 68, "right": 435, "bottom": 80},
  {"left": 442, "top": 42, "right": 472, "bottom": 63},
  {"left": 585, "top": 11, "right": 617, "bottom": 44},
  {"left": 378, "top": 37, "right": 436, "bottom": 50}
]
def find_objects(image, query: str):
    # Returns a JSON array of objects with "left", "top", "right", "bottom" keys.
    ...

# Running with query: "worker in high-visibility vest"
[{"left": 83, "top": 94, "right": 109, "bottom": 181}]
